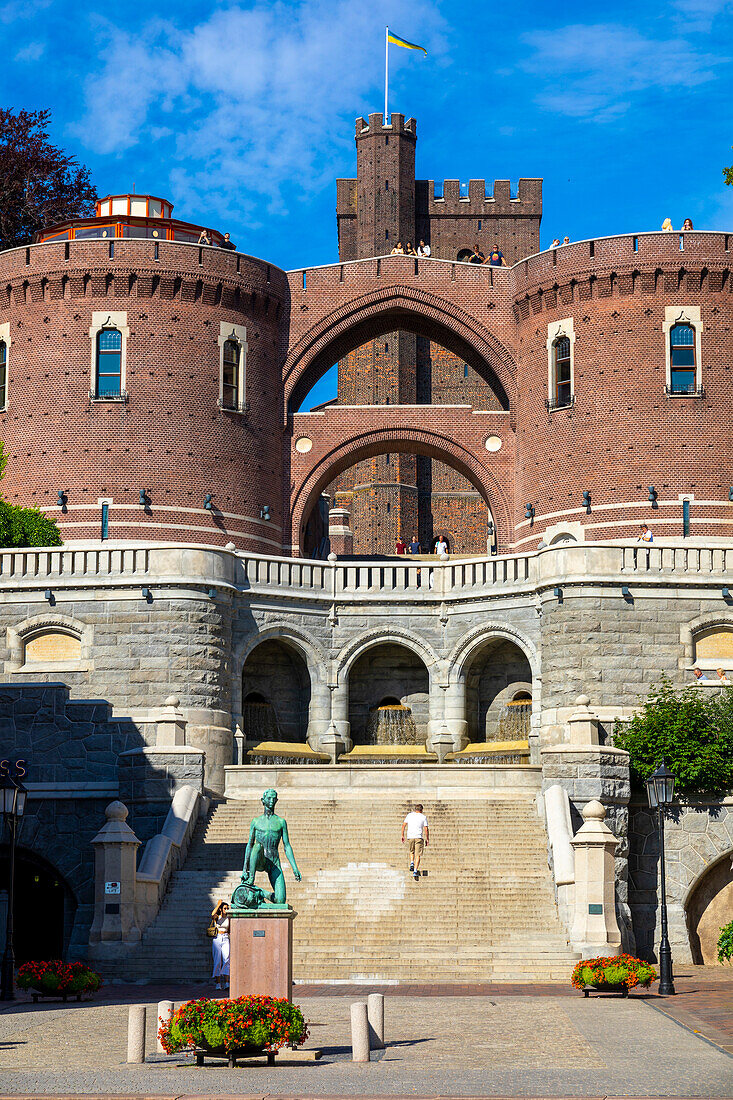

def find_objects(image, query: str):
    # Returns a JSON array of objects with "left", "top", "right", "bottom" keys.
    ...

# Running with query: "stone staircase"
[{"left": 119, "top": 792, "right": 578, "bottom": 982}]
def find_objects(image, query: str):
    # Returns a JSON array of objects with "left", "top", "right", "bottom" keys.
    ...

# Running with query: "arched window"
[
  {"left": 553, "top": 336, "right": 572, "bottom": 407},
  {"left": 96, "top": 328, "right": 122, "bottom": 397},
  {"left": 669, "top": 323, "right": 696, "bottom": 393},
  {"left": 0, "top": 339, "right": 7, "bottom": 410},
  {"left": 222, "top": 338, "right": 241, "bottom": 409}
]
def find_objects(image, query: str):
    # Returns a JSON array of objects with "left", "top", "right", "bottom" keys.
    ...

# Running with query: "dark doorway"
[{"left": 0, "top": 848, "right": 76, "bottom": 963}]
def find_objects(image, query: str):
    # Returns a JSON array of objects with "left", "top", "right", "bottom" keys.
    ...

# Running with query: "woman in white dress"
[{"left": 211, "top": 900, "right": 230, "bottom": 991}]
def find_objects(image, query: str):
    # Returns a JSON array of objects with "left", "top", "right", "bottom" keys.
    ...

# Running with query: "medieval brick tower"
[{"left": 330, "top": 113, "right": 542, "bottom": 555}]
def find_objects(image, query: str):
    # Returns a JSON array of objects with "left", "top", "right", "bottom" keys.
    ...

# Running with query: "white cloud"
[
  {"left": 673, "top": 0, "right": 733, "bottom": 31},
  {"left": 0, "top": 0, "right": 50, "bottom": 22},
  {"left": 15, "top": 40, "right": 45, "bottom": 62},
  {"left": 71, "top": 1, "right": 443, "bottom": 224},
  {"left": 521, "top": 22, "right": 728, "bottom": 120}
]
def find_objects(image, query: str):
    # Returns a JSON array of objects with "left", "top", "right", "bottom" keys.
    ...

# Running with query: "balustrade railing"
[{"left": 0, "top": 541, "right": 728, "bottom": 597}]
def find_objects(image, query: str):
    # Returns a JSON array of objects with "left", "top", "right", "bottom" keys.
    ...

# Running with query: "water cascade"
[
  {"left": 243, "top": 699, "right": 281, "bottom": 742},
  {"left": 366, "top": 703, "right": 420, "bottom": 745}
]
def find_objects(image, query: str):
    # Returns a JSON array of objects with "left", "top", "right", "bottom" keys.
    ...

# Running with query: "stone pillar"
[
  {"left": 89, "top": 801, "right": 141, "bottom": 947},
  {"left": 317, "top": 682, "right": 351, "bottom": 760},
  {"left": 570, "top": 799, "right": 622, "bottom": 955},
  {"left": 306, "top": 676, "right": 332, "bottom": 750},
  {"left": 541, "top": 695, "right": 634, "bottom": 952},
  {"left": 229, "top": 909, "right": 296, "bottom": 1000},
  {"left": 442, "top": 680, "right": 469, "bottom": 749},
  {"left": 329, "top": 507, "right": 353, "bottom": 557},
  {"left": 156, "top": 695, "right": 187, "bottom": 746}
]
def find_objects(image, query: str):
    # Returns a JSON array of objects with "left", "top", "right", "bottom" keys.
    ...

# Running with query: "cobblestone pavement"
[{"left": 0, "top": 979, "right": 731, "bottom": 1097}]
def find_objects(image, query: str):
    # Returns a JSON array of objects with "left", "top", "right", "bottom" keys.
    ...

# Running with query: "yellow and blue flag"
[{"left": 387, "top": 31, "right": 427, "bottom": 54}]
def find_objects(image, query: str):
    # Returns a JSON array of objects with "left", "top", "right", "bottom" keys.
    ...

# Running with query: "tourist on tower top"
[
  {"left": 487, "top": 244, "right": 507, "bottom": 267},
  {"left": 417, "top": 239, "right": 431, "bottom": 256},
  {"left": 391, "top": 241, "right": 405, "bottom": 254},
  {"left": 220, "top": 232, "right": 236, "bottom": 250},
  {"left": 198, "top": 229, "right": 211, "bottom": 245},
  {"left": 395, "top": 537, "right": 407, "bottom": 555}
]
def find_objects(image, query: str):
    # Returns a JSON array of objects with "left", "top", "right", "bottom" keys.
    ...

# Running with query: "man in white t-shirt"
[{"left": 401, "top": 804, "right": 429, "bottom": 881}]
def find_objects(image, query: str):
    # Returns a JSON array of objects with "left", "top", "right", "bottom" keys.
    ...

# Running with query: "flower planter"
[
  {"left": 571, "top": 955, "right": 657, "bottom": 997},
  {"left": 159, "top": 995, "right": 308, "bottom": 1064},
  {"left": 17, "top": 960, "right": 102, "bottom": 1004}
]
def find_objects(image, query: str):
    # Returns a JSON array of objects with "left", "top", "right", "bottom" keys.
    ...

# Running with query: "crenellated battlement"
[
  {"left": 425, "top": 178, "right": 542, "bottom": 214},
  {"left": 355, "top": 112, "right": 417, "bottom": 139}
]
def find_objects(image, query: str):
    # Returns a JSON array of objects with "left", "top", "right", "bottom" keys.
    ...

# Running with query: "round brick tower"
[
  {"left": 0, "top": 196, "right": 289, "bottom": 552},
  {"left": 512, "top": 231, "right": 733, "bottom": 547}
]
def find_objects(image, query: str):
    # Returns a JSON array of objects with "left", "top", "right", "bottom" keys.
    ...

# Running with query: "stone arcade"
[{"left": 0, "top": 113, "right": 732, "bottom": 981}]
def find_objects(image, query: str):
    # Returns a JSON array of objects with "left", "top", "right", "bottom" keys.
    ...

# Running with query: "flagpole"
[{"left": 384, "top": 26, "right": 389, "bottom": 124}]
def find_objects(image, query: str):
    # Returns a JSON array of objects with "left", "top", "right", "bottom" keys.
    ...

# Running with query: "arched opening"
[
  {"left": 0, "top": 848, "right": 76, "bottom": 963},
  {"left": 320, "top": 451, "right": 491, "bottom": 557},
  {"left": 288, "top": 303, "right": 512, "bottom": 416},
  {"left": 464, "top": 639, "right": 533, "bottom": 743},
  {"left": 456, "top": 248, "right": 473, "bottom": 262},
  {"left": 686, "top": 853, "right": 733, "bottom": 964},
  {"left": 241, "top": 640, "right": 311, "bottom": 748},
  {"left": 295, "top": 433, "right": 507, "bottom": 558},
  {"left": 693, "top": 625, "right": 733, "bottom": 678},
  {"left": 549, "top": 532, "right": 577, "bottom": 546},
  {"left": 348, "top": 643, "right": 429, "bottom": 746}
]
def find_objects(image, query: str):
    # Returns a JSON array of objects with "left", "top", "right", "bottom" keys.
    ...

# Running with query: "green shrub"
[
  {"left": 0, "top": 500, "right": 61, "bottom": 547},
  {"left": 717, "top": 920, "right": 733, "bottom": 965},
  {"left": 614, "top": 676, "right": 733, "bottom": 794}
]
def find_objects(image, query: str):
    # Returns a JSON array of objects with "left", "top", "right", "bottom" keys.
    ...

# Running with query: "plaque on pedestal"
[{"left": 229, "top": 907, "right": 297, "bottom": 1001}]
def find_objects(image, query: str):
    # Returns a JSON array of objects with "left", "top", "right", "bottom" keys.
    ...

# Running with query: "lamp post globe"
[
  {"left": 1, "top": 774, "right": 27, "bottom": 1002},
  {"left": 645, "top": 760, "right": 676, "bottom": 996}
]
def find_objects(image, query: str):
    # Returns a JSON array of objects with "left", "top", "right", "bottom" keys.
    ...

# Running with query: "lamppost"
[
  {"left": 645, "top": 760, "right": 676, "bottom": 996},
  {"left": 1, "top": 774, "right": 27, "bottom": 1001}
]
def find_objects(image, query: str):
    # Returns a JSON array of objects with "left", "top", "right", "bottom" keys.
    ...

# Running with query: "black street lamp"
[
  {"left": 1, "top": 774, "right": 27, "bottom": 1002},
  {"left": 645, "top": 760, "right": 676, "bottom": 996}
]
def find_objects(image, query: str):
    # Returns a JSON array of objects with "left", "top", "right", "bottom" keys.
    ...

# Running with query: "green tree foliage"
[
  {"left": 725, "top": 151, "right": 733, "bottom": 187},
  {"left": 0, "top": 441, "right": 61, "bottom": 547},
  {"left": 0, "top": 108, "right": 96, "bottom": 250},
  {"left": 615, "top": 676, "right": 733, "bottom": 794}
]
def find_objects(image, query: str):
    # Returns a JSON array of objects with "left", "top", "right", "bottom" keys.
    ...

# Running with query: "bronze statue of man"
[{"left": 239, "top": 788, "right": 301, "bottom": 906}]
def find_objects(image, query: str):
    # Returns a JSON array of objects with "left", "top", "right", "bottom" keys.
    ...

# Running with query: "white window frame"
[
  {"left": 0, "top": 321, "right": 11, "bottom": 412},
  {"left": 89, "top": 311, "right": 130, "bottom": 401},
  {"left": 663, "top": 305, "right": 703, "bottom": 396},
  {"left": 546, "top": 317, "right": 575, "bottom": 410},
  {"left": 218, "top": 321, "right": 248, "bottom": 412}
]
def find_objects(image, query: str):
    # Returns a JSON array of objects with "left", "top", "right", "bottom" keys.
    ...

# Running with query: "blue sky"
[{"left": 3, "top": 0, "right": 732, "bottom": 407}]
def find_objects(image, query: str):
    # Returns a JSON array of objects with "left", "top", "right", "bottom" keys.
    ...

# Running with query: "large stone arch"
[
  {"left": 235, "top": 623, "right": 328, "bottom": 682},
  {"left": 234, "top": 624, "right": 330, "bottom": 754},
  {"left": 334, "top": 626, "right": 440, "bottom": 685},
  {"left": 447, "top": 622, "right": 540, "bottom": 684},
  {"left": 285, "top": 284, "right": 517, "bottom": 416},
  {"left": 290, "top": 426, "right": 513, "bottom": 555}
]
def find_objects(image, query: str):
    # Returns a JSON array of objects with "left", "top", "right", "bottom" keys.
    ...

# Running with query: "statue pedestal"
[{"left": 229, "top": 908, "right": 297, "bottom": 1001}]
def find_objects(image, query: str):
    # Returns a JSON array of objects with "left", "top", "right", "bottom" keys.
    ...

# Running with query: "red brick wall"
[
  {"left": 512, "top": 232, "right": 733, "bottom": 547},
  {"left": 0, "top": 238, "right": 289, "bottom": 552}
]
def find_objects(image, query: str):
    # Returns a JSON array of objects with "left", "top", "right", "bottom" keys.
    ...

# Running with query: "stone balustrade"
[{"left": 0, "top": 539, "right": 730, "bottom": 602}]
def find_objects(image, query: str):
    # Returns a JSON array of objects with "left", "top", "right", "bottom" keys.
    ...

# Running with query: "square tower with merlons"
[{"left": 330, "top": 112, "right": 542, "bottom": 556}]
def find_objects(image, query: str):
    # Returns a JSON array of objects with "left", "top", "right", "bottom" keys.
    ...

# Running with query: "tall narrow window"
[
  {"left": 222, "top": 339, "right": 240, "bottom": 409},
  {"left": 96, "top": 328, "right": 122, "bottom": 397},
  {"left": 553, "top": 336, "right": 572, "bottom": 407},
  {"left": 0, "top": 340, "right": 7, "bottom": 409},
  {"left": 669, "top": 323, "right": 696, "bottom": 393}
]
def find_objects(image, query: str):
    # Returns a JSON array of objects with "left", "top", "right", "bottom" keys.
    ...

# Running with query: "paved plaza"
[{"left": 0, "top": 972, "right": 730, "bottom": 1098}]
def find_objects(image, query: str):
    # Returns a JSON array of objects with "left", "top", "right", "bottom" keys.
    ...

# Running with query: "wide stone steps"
[{"left": 116, "top": 795, "right": 578, "bottom": 982}]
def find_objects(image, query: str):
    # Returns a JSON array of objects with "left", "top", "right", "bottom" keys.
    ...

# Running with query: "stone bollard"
[
  {"left": 156, "top": 1000, "right": 174, "bottom": 1053},
  {"left": 367, "top": 993, "right": 384, "bottom": 1049},
  {"left": 127, "top": 1004, "right": 146, "bottom": 1064},
  {"left": 350, "top": 1001, "right": 370, "bottom": 1062}
]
